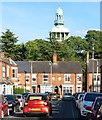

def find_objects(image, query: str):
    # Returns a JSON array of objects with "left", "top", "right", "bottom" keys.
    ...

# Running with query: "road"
[{"left": 3, "top": 100, "right": 82, "bottom": 120}]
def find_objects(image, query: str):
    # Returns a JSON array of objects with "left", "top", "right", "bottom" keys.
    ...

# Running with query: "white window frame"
[
  {"left": 43, "top": 74, "right": 48, "bottom": 82},
  {"left": 64, "top": 74, "right": 71, "bottom": 82},
  {"left": 76, "top": 74, "right": 82, "bottom": 82},
  {"left": 32, "top": 74, "right": 36, "bottom": 82},
  {"left": 25, "top": 74, "right": 30, "bottom": 83},
  {"left": 2, "top": 66, "right": 6, "bottom": 78}
]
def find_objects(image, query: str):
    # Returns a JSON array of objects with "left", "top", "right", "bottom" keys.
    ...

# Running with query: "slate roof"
[
  {"left": 15, "top": 61, "right": 31, "bottom": 73},
  {"left": 15, "top": 61, "right": 82, "bottom": 73},
  {"left": 87, "top": 59, "right": 102, "bottom": 73}
]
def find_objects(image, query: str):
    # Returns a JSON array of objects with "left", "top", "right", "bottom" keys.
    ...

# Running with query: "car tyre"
[
  {"left": 87, "top": 113, "right": 94, "bottom": 120},
  {"left": 46, "top": 112, "right": 50, "bottom": 117}
]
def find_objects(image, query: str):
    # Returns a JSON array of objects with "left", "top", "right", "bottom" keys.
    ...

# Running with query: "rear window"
[
  {"left": 5, "top": 95, "right": 15, "bottom": 101},
  {"left": 84, "top": 93, "right": 102, "bottom": 101},
  {"left": 16, "top": 96, "right": 21, "bottom": 99},
  {"left": 27, "top": 95, "right": 46, "bottom": 100}
]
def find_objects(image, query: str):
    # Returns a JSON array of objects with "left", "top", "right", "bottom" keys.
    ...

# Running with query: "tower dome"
[
  {"left": 56, "top": 6, "right": 63, "bottom": 15},
  {"left": 50, "top": 5, "right": 70, "bottom": 41}
]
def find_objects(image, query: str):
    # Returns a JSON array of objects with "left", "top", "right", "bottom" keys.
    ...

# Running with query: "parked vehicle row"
[{"left": 74, "top": 92, "right": 102, "bottom": 120}]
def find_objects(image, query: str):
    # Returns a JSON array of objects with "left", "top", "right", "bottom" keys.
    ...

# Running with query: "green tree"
[
  {"left": 1, "top": 29, "right": 18, "bottom": 59},
  {"left": 85, "top": 30, "right": 102, "bottom": 58}
]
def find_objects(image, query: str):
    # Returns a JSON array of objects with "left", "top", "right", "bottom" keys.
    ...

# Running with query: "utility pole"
[
  {"left": 100, "top": 66, "right": 102, "bottom": 92},
  {"left": 49, "top": 61, "right": 52, "bottom": 92},
  {"left": 24, "top": 71, "right": 27, "bottom": 93},
  {"left": 92, "top": 44, "right": 94, "bottom": 92}
]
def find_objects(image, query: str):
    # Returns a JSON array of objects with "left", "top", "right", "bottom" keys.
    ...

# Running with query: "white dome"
[
  {"left": 56, "top": 6, "right": 63, "bottom": 15},
  {"left": 51, "top": 26, "right": 69, "bottom": 33}
]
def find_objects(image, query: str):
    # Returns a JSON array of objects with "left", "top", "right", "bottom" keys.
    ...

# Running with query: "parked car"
[
  {"left": 22, "top": 92, "right": 30, "bottom": 100},
  {"left": 50, "top": 93, "right": 58, "bottom": 100},
  {"left": 15, "top": 94, "right": 25, "bottom": 110},
  {"left": 23, "top": 93, "right": 52, "bottom": 117},
  {"left": 4, "top": 94, "right": 20, "bottom": 115},
  {"left": 80, "top": 92, "right": 102, "bottom": 118},
  {"left": 62, "top": 94, "right": 75, "bottom": 102},
  {"left": 96, "top": 103, "right": 102, "bottom": 120},
  {"left": 0, "top": 94, "right": 9, "bottom": 118},
  {"left": 86, "top": 97, "right": 102, "bottom": 120},
  {"left": 76, "top": 93, "right": 85, "bottom": 109},
  {"left": 64, "top": 92, "right": 72, "bottom": 96}
]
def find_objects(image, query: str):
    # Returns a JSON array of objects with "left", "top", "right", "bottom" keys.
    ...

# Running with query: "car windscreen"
[
  {"left": 16, "top": 95, "right": 21, "bottom": 99},
  {"left": 84, "top": 93, "right": 102, "bottom": 101},
  {"left": 94, "top": 98, "right": 102, "bottom": 110}
]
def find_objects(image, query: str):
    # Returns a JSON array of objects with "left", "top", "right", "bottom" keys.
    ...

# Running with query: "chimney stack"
[{"left": 53, "top": 51, "right": 57, "bottom": 64}]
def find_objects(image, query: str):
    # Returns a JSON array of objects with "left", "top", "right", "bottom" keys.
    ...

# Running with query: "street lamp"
[{"left": 24, "top": 71, "right": 27, "bottom": 93}]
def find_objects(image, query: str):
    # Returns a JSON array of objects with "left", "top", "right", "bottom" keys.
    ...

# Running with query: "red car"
[
  {"left": 23, "top": 93, "right": 52, "bottom": 117},
  {"left": 96, "top": 103, "right": 102, "bottom": 120},
  {"left": 86, "top": 96, "right": 102, "bottom": 120},
  {"left": 0, "top": 94, "right": 9, "bottom": 118}
]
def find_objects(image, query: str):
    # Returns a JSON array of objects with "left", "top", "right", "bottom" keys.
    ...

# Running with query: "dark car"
[
  {"left": 4, "top": 95, "right": 20, "bottom": 114},
  {"left": 62, "top": 95, "right": 75, "bottom": 102},
  {"left": 96, "top": 103, "right": 102, "bottom": 120},
  {"left": 86, "top": 97, "right": 102, "bottom": 120},
  {"left": 23, "top": 93, "right": 52, "bottom": 117}
]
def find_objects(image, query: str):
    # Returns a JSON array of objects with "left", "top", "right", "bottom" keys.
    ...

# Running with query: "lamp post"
[
  {"left": 24, "top": 71, "right": 27, "bottom": 93},
  {"left": 49, "top": 61, "right": 52, "bottom": 92}
]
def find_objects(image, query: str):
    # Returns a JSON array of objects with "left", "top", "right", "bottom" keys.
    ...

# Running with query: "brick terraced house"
[
  {"left": 15, "top": 52, "right": 83, "bottom": 95},
  {"left": 0, "top": 52, "right": 17, "bottom": 94}
]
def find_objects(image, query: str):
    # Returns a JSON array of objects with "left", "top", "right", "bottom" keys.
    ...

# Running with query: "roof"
[
  {"left": 15, "top": 61, "right": 31, "bottom": 73},
  {"left": 15, "top": 61, "right": 82, "bottom": 74},
  {"left": 87, "top": 59, "right": 102, "bottom": 73},
  {"left": 1, "top": 58, "right": 17, "bottom": 66}
]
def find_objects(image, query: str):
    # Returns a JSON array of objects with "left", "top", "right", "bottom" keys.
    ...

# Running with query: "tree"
[
  {"left": 85, "top": 30, "right": 102, "bottom": 58},
  {"left": 1, "top": 29, "right": 18, "bottom": 59}
]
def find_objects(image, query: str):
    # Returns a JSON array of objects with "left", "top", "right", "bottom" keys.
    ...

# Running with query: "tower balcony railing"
[{"left": 54, "top": 20, "right": 64, "bottom": 25}]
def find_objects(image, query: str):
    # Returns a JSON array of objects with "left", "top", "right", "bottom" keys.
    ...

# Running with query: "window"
[
  {"left": 77, "top": 74, "right": 82, "bottom": 82},
  {"left": 17, "top": 74, "right": 20, "bottom": 82},
  {"left": 77, "top": 87, "right": 81, "bottom": 92},
  {"left": 26, "top": 75, "right": 30, "bottom": 82},
  {"left": 32, "top": 74, "right": 36, "bottom": 82},
  {"left": 64, "top": 74, "right": 70, "bottom": 82},
  {"left": 94, "top": 75, "right": 100, "bottom": 81},
  {"left": 63, "top": 86, "right": 73, "bottom": 94},
  {"left": 43, "top": 74, "right": 48, "bottom": 82},
  {"left": 2, "top": 66, "right": 6, "bottom": 78},
  {"left": 12, "top": 69, "right": 16, "bottom": 78}
]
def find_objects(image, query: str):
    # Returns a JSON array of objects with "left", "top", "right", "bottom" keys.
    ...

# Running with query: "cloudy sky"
[{"left": 1, "top": 0, "right": 101, "bottom": 43}]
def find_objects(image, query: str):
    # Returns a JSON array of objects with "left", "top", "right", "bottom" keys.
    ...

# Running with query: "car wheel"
[
  {"left": 46, "top": 112, "right": 50, "bottom": 117},
  {"left": 87, "top": 113, "right": 94, "bottom": 120}
]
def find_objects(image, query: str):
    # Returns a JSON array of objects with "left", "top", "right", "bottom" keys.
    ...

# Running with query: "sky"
[{"left": 1, "top": 0, "right": 101, "bottom": 44}]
